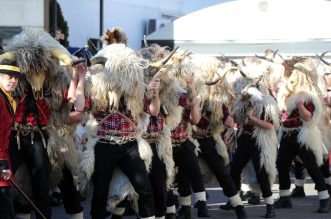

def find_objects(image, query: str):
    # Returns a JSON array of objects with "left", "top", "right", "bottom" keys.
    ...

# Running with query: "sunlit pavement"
[{"left": 44, "top": 180, "right": 331, "bottom": 219}]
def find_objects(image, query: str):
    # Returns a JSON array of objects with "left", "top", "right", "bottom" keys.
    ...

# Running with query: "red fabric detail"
[
  {"left": 283, "top": 102, "right": 314, "bottom": 128},
  {"left": 171, "top": 109, "right": 191, "bottom": 142},
  {"left": 146, "top": 114, "right": 164, "bottom": 133},
  {"left": 0, "top": 96, "right": 14, "bottom": 187}
]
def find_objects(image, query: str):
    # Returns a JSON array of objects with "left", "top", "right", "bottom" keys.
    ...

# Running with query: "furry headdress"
[{"left": 100, "top": 27, "right": 128, "bottom": 47}]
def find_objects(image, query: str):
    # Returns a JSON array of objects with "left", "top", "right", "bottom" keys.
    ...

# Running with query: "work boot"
[
  {"left": 219, "top": 201, "right": 233, "bottom": 211},
  {"left": 196, "top": 201, "right": 210, "bottom": 217},
  {"left": 234, "top": 205, "right": 247, "bottom": 219},
  {"left": 274, "top": 196, "right": 292, "bottom": 208},
  {"left": 264, "top": 204, "right": 275, "bottom": 218},
  {"left": 317, "top": 198, "right": 329, "bottom": 213},
  {"left": 176, "top": 206, "right": 191, "bottom": 219},
  {"left": 291, "top": 186, "right": 305, "bottom": 198}
]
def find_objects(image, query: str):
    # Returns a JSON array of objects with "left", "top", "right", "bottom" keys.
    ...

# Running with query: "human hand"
[
  {"left": 1, "top": 169, "right": 11, "bottom": 180},
  {"left": 323, "top": 95, "right": 330, "bottom": 106},
  {"left": 295, "top": 95, "right": 304, "bottom": 106},
  {"left": 245, "top": 108, "right": 254, "bottom": 119},
  {"left": 148, "top": 79, "right": 160, "bottom": 96},
  {"left": 224, "top": 116, "right": 234, "bottom": 128}
]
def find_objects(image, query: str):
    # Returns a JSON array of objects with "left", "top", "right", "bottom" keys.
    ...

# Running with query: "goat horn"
[
  {"left": 50, "top": 47, "right": 73, "bottom": 66},
  {"left": 205, "top": 67, "right": 238, "bottom": 86},
  {"left": 91, "top": 56, "right": 107, "bottom": 66},
  {"left": 143, "top": 35, "right": 148, "bottom": 48},
  {"left": 0, "top": 51, "right": 16, "bottom": 63},
  {"left": 316, "top": 51, "right": 331, "bottom": 67},
  {"left": 149, "top": 46, "right": 179, "bottom": 69}
]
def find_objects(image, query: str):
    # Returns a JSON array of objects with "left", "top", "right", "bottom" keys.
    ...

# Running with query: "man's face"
[
  {"left": 324, "top": 73, "right": 331, "bottom": 88},
  {"left": 0, "top": 73, "right": 19, "bottom": 92}
]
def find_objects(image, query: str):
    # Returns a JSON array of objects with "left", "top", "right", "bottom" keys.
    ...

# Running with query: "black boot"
[
  {"left": 196, "top": 201, "right": 211, "bottom": 217},
  {"left": 317, "top": 198, "right": 329, "bottom": 213},
  {"left": 264, "top": 204, "right": 275, "bottom": 218},
  {"left": 111, "top": 214, "right": 123, "bottom": 219},
  {"left": 274, "top": 196, "right": 292, "bottom": 208},
  {"left": 247, "top": 193, "right": 260, "bottom": 205},
  {"left": 219, "top": 201, "right": 233, "bottom": 211},
  {"left": 176, "top": 206, "right": 191, "bottom": 219},
  {"left": 291, "top": 186, "right": 305, "bottom": 198},
  {"left": 166, "top": 213, "right": 176, "bottom": 219},
  {"left": 234, "top": 205, "right": 247, "bottom": 219}
]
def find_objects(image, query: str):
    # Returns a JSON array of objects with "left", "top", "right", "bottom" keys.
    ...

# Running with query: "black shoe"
[
  {"left": 264, "top": 204, "right": 275, "bottom": 218},
  {"left": 176, "top": 206, "right": 191, "bottom": 219},
  {"left": 327, "top": 184, "right": 331, "bottom": 196},
  {"left": 219, "top": 201, "right": 233, "bottom": 211},
  {"left": 234, "top": 205, "right": 247, "bottom": 219},
  {"left": 274, "top": 196, "right": 292, "bottom": 209},
  {"left": 291, "top": 186, "right": 305, "bottom": 198},
  {"left": 111, "top": 214, "right": 123, "bottom": 219},
  {"left": 166, "top": 213, "right": 176, "bottom": 219},
  {"left": 196, "top": 201, "right": 210, "bottom": 217},
  {"left": 317, "top": 198, "right": 329, "bottom": 213},
  {"left": 50, "top": 192, "right": 63, "bottom": 206},
  {"left": 239, "top": 190, "right": 248, "bottom": 201},
  {"left": 247, "top": 194, "right": 260, "bottom": 205}
]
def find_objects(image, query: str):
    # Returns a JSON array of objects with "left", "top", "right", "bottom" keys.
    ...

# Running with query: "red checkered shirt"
[
  {"left": 282, "top": 102, "right": 314, "bottom": 128},
  {"left": 14, "top": 87, "right": 69, "bottom": 126},
  {"left": 95, "top": 94, "right": 152, "bottom": 138},
  {"left": 146, "top": 92, "right": 189, "bottom": 134},
  {"left": 171, "top": 108, "right": 191, "bottom": 143}
]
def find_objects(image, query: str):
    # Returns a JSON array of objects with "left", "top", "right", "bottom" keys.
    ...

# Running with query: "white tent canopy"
[{"left": 146, "top": 0, "right": 331, "bottom": 57}]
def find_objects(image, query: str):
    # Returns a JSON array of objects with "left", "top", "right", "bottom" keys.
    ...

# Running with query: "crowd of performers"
[{"left": 1, "top": 28, "right": 331, "bottom": 219}]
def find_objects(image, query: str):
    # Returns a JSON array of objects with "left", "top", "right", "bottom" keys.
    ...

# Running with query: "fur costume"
[
  {"left": 278, "top": 58, "right": 326, "bottom": 166},
  {"left": 232, "top": 57, "right": 280, "bottom": 191},
  {"left": 2, "top": 29, "right": 78, "bottom": 206},
  {"left": 105, "top": 44, "right": 186, "bottom": 213},
  {"left": 76, "top": 42, "right": 154, "bottom": 212}
]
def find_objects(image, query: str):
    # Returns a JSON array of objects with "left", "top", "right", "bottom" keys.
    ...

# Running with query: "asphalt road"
[{"left": 43, "top": 181, "right": 331, "bottom": 219}]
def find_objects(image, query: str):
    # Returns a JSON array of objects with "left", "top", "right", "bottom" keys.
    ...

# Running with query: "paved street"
[{"left": 42, "top": 181, "right": 331, "bottom": 219}]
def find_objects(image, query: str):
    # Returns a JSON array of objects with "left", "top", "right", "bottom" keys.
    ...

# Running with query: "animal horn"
[
  {"left": 143, "top": 35, "right": 148, "bottom": 48},
  {"left": 149, "top": 46, "right": 179, "bottom": 69},
  {"left": 0, "top": 51, "right": 16, "bottom": 63},
  {"left": 50, "top": 47, "right": 74, "bottom": 66},
  {"left": 316, "top": 51, "right": 331, "bottom": 67},
  {"left": 91, "top": 56, "right": 107, "bottom": 66},
  {"left": 205, "top": 67, "right": 238, "bottom": 86}
]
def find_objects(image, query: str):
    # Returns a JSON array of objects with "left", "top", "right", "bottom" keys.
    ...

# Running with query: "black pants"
[
  {"left": 9, "top": 131, "right": 51, "bottom": 219},
  {"left": 294, "top": 157, "right": 331, "bottom": 181},
  {"left": 230, "top": 134, "right": 272, "bottom": 198},
  {"left": 277, "top": 133, "right": 327, "bottom": 192},
  {"left": 0, "top": 187, "right": 15, "bottom": 219},
  {"left": 149, "top": 143, "right": 167, "bottom": 217},
  {"left": 173, "top": 140, "right": 205, "bottom": 197},
  {"left": 58, "top": 166, "right": 83, "bottom": 215},
  {"left": 91, "top": 141, "right": 154, "bottom": 219},
  {"left": 197, "top": 137, "right": 238, "bottom": 198}
]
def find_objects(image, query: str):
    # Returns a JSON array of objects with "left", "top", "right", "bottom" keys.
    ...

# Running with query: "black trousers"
[
  {"left": 91, "top": 141, "right": 154, "bottom": 219},
  {"left": 197, "top": 137, "right": 238, "bottom": 198},
  {"left": 294, "top": 157, "right": 331, "bottom": 181},
  {"left": 9, "top": 131, "right": 51, "bottom": 219},
  {"left": 230, "top": 134, "right": 273, "bottom": 198},
  {"left": 0, "top": 187, "right": 15, "bottom": 219},
  {"left": 173, "top": 140, "right": 205, "bottom": 197},
  {"left": 149, "top": 143, "right": 167, "bottom": 217},
  {"left": 277, "top": 132, "right": 327, "bottom": 192},
  {"left": 58, "top": 166, "right": 83, "bottom": 215}
]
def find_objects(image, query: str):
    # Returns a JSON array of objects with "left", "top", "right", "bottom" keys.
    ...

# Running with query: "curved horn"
[
  {"left": 205, "top": 67, "right": 238, "bottom": 86},
  {"left": 316, "top": 51, "right": 331, "bottom": 67},
  {"left": 0, "top": 51, "right": 16, "bottom": 63},
  {"left": 149, "top": 46, "right": 179, "bottom": 69},
  {"left": 50, "top": 47, "right": 74, "bottom": 66},
  {"left": 91, "top": 56, "right": 107, "bottom": 66},
  {"left": 273, "top": 49, "right": 279, "bottom": 59}
]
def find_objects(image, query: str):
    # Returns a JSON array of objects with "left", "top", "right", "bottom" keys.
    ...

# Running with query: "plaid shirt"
[
  {"left": 242, "top": 110, "right": 273, "bottom": 133},
  {"left": 196, "top": 105, "right": 229, "bottom": 130},
  {"left": 283, "top": 102, "right": 314, "bottom": 128},
  {"left": 171, "top": 108, "right": 191, "bottom": 142},
  {"left": 14, "top": 86, "right": 69, "bottom": 126},
  {"left": 146, "top": 92, "right": 189, "bottom": 135},
  {"left": 96, "top": 94, "right": 152, "bottom": 138}
]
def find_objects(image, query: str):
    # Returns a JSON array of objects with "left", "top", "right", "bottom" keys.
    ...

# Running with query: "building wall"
[{"left": 57, "top": 0, "right": 228, "bottom": 49}]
